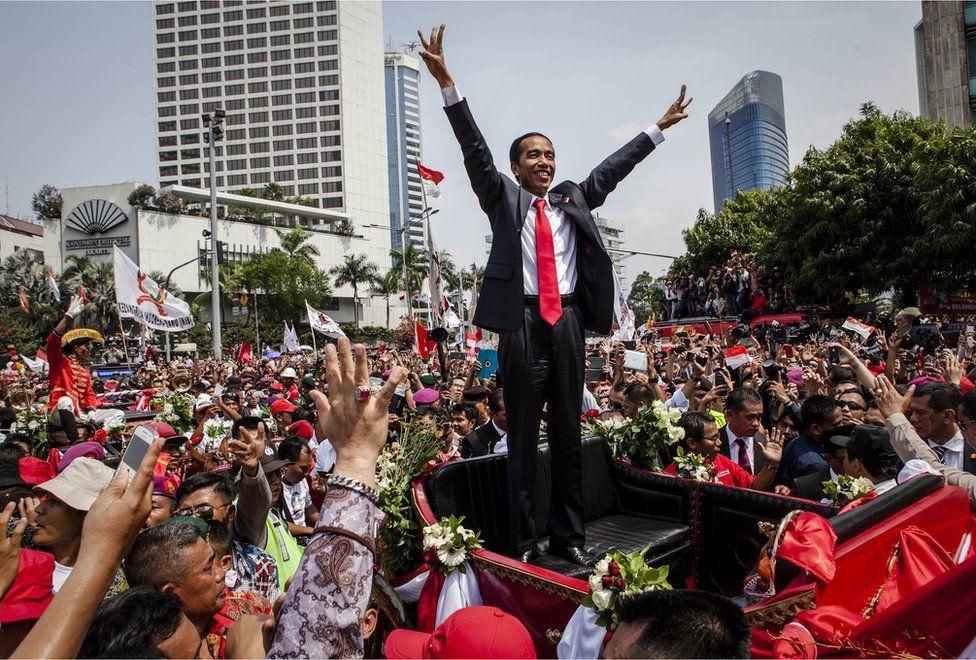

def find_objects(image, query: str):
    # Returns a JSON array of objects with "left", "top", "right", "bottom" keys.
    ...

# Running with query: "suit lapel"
[
  {"left": 964, "top": 444, "right": 976, "bottom": 475},
  {"left": 753, "top": 431, "right": 766, "bottom": 474},
  {"left": 516, "top": 187, "right": 531, "bottom": 236},
  {"left": 718, "top": 426, "right": 732, "bottom": 459}
]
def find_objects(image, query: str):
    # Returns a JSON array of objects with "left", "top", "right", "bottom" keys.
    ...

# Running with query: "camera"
[
  {"left": 730, "top": 324, "right": 751, "bottom": 341},
  {"left": 858, "top": 345, "right": 884, "bottom": 362},
  {"left": 767, "top": 326, "right": 787, "bottom": 344}
]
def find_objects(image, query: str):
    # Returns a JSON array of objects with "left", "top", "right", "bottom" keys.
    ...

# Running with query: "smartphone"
[
  {"left": 585, "top": 356, "right": 605, "bottom": 382},
  {"left": 784, "top": 345, "right": 795, "bottom": 359},
  {"left": 714, "top": 371, "right": 728, "bottom": 388},
  {"left": 828, "top": 347, "right": 840, "bottom": 364},
  {"left": 388, "top": 386, "right": 407, "bottom": 416},
  {"left": 117, "top": 425, "right": 155, "bottom": 478}
]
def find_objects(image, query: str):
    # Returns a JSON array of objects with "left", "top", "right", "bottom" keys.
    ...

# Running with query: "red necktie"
[
  {"left": 734, "top": 437, "right": 753, "bottom": 473},
  {"left": 533, "top": 198, "right": 562, "bottom": 325}
]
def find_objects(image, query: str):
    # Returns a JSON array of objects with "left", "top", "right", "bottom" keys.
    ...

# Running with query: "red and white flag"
[
  {"left": 17, "top": 286, "right": 28, "bottom": 313},
  {"left": 78, "top": 281, "right": 89, "bottom": 304},
  {"left": 723, "top": 345, "right": 752, "bottom": 370},
  {"left": 416, "top": 321, "right": 437, "bottom": 359},
  {"left": 842, "top": 317, "right": 875, "bottom": 340},
  {"left": 417, "top": 162, "right": 444, "bottom": 199},
  {"left": 46, "top": 267, "right": 60, "bottom": 303},
  {"left": 465, "top": 328, "right": 483, "bottom": 359}
]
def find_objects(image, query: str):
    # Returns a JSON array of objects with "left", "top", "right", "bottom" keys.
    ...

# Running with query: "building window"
[
  {"left": 156, "top": 18, "right": 175, "bottom": 29},
  {"left": 178, "top": 74, "right": 198, "bottom": 85},
  {"left": 249, "top": 126, "right": 269, "bottom": 138},
  {"left": 271, "top": 79, "right": 292, "bottom": 91},
  {"left": 270, "top": 4, "right": 290, "bottom": 16},
  {"left": 158, "top": 91, "right": 177, "bottom": 104},
  {"left": 271, "top": 49, "right": 290, "bottom": 61},
  {"left": 294, "top": 61, "right": 314, "bottom": 73},
  {"left": 202, "top": 56, "right": 220, "bottom": 68},
  {"left": 294, "top": 76, "right": 314, "bottom": 88},
  {"left": 224, "top": 53, "right": 244, "bottom": 65},
  {"left": 272, "top": 123, "right": 293, "bottom": 135},
  {"left": 319, "top": 89, "right": 339, "bottom": 102},
  {"left": 226, "top": 143, "right": 246, "bottom": 155},
  {"left": 202, "top": 86, "right": 221, "bottom": 98},
  {"left": 271, "top": 64, "right": 291, "bottom": 76},
  {"left": 318, "top": 104, "right": 339, "bottom": 117},
  {"left": 226, "top": 40, "right": 244, "bottom": 51},
  {"left": 227, "top": 174, "right": 246, "bottom": 186},
  {"left": 320, "top": 135, "right": 340, "bottom": 147},
  {"left": 159, "top": 165, "right": 178, "bottom": 177},
  {"left": 247, "top": 80, "right": 268, "bottom": 93},
  {"left": 321, "top": 165, "right": 341, "bottom": 177},
  {"left": 181, "top": 148, "right": 200, "bottom": 159},
  {"left": 179, "top": 59, "right": 198, "bottom": 71},
  {"left": 295, "top": 92, "right": 314, "bottom": 103},
  {"left": 322, "top": 181, "right": 342, "bottom": 193},
  {"left": 248, "top": 96, "right": 268, "bottom": 108},
  {"left": 177, "top": 1, "right": 197, "bottom": 11},
  {"left": 158, "top": 106, "right": 177, "bottom": 117},
  {"left": 273, "top": 139, "right": 294, "bottom": 150},
  {"left": 227, "top": 159, "right": 247, "bottom": 171},
  {"left": 225, "top": 68, "right": 244, "bottom": 80},
  {"left": 201, "top": 71, "right": 220, "bottom": 82},
  {"left": 321, "top": 197, "right": 343, "bottom": 208},
  {"left": 292, "top": 17, "right": 313, "bottom": 29},
  {"left": 319, "top": 119, "right": 340, "bottom": 131},
  {"left": 271, "top": 34, "right": 291, "bottom": 46},
  {"left": 178, "top": 15, "right": 197, "bottom": 26},
  {"left": 271, "top": 94, "right": 292, "bottom": 106},
  {"left": 159, "top": 121, "right": 177, "bottom": 132},
  {"left": 251, "top": 172, "right": 271, "bottom": 185},
  {"left": 157, "top": 32, "right": 175, "bottom": 44},
  {"left": 179, "top": 104, "right": 199, "bottom": 115},
  {"left": 247, "top": 37, "right": 266, "bottom": 49},
  {"left": 178, "top": 30, "right": 197, "bottom": 41},
  {"left": 274, "top": 154, "right": 294, "bottom": 166},
  {"left": 247, "top": 52, "right": 267, "bottom": 64},
  {"left": 317, "top": 1, "right": 336, "bottom": 10},
  {"left": 179, "top": 88, "right": 199, "bottom": 100},
  {"left": 322, "top": 150, "right": 341, "bottom": 162},
  {"left": 157, "top": 47, "right": 176, "bottom": 58},
  {"left": 317, "top": 15, "right": 337, "bottom": 26},
  {"left": 181, "top": 133, "right": 200, "bottom": 144},
  {"left": 275, "top": 170, "right": 294, "bottom": 181},
  {"left": 297, "top": 152, "right": 317, "bottom": 164},
  {"left": 223, "top": 9, "right": 242, "bottom": 21},
  {"left": 270, "top": 19, "right": 289, "bottom": 31},
  {"left": 318, "top": 59, "right": 338, "bottom": 72},
  {"left": 246, "top": 7, "right": 266, "bottom": 18},
  {"left": 160, "top": 150, "right": 178, "bottom": 161},
  {"left": 318, "top": 74, "right": 338, "bottom": 86},
  {"left": 201, "top": 12, "right": 219, "bottom": 24},
  {"left": 298, "top": 183, "right": 319, "bottom": 194},
  {"left": 294, "top": 47, "right": 313, "bottom": 59},
  {"left": 250, "top": 142, "right": 270, "bottom": 153},
  {"left": 226, "top": 129, "right": 245, "bottom": 140},
  {"left": 295, "top": 106, "right": 315, "bottom": 118},
  {"left": 296, "top": 121, "right": 316, "bottom": 134},
  {"left": 296, "top": 137, "right": 316, "bottom": 149},
  {"left": 182, "top": 163, "right": 201, "bottom": 174},
  {"left": 248, "top": 111, "right": 269, "bottom": 123},
  {"left": 180, "top": 117, "right": 200, "bottom": 130},
  {"left": 247, "top": 66, "right": 267, "bottom": 78},
  {"left": 226, "top": 99, "right": 244, "bottom": 110},
  {"left": 272, "top": 108, "right": 293, "bottom": 120},
  {"left": 159, "top": 136, "right": 177, "bottom": 147},
  {"left": 157, "top": 3, "right": 174, "bottom": 14},
  {"left": 294, "top": 32, "right": 313, "bottom": 44},
  {"left": 224, "top": 84, "right": 245, "bottom": 95},
  {"left": 202, "top": 42, "right": 220, "bottom": 53}
]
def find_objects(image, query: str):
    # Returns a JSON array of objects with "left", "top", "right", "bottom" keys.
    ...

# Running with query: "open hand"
[
  {"left": 229, "top": 423, "right": 266, "bottom": 477},
  {"left": 417, "top": 25, "right": 453, "bottom": 88},
  {"left": 760, "top": 426, "right": 785, "bottom": 465},
  {"left": 657, "top": 85, "right": 692, "bottom": 130},
  {"left": 875, "top": 375, "right": 914, "bottom": 420}
]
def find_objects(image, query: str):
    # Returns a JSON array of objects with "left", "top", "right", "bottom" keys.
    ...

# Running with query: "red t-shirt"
[{"left": 664, "top": 453, "right": 754, "bottom": 488}]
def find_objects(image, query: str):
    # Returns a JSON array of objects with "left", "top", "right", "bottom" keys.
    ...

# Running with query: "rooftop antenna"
[{"left": 386, "top": 34, "right": 394, "bottom": 52}]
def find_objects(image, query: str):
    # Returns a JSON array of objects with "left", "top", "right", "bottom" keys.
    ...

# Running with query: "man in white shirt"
[
  {"left": 418, "top": 25, "right": 690, "bottom": 566},
  {"left": 909, "top": 381, "right": 975, "bottom": 474},
  {"left": 838, "top": 424, "right": 903, "bottom": 496}
]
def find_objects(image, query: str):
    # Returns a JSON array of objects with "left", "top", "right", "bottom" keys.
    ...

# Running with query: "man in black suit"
[
  {"left": 418, "top": 25, "right": 691, "bottom": 565},
  {"left": 791, "top": 427, "right": 851, "bottom": 501},
  {"left": 461, "top": 388, "right": 507, "bottom": 459},
  {"left": 718, "top": 387, "right": 767, "bottom": 475}
]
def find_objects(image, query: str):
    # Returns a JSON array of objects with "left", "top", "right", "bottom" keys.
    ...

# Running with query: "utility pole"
[{"left": 203, "top": 108, "right": 225, "bottom": 359}]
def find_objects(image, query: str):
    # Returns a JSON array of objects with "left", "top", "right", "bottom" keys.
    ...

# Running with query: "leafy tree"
[
  {"left": 32, "top": 185, "right": 62, "bottom": 220},
  {"left": 330, "top": 254, "right": 379, "bottom": 327},
  {"left": 155, "top": 192, "right": 183, "bottom": 214},
  {"left": 460, "top": 264, "right": 484, "bottom": 292},
  {"left": 128, "top": 184, "right": 157, "bottom": 210},
  {"left": 627, "top": 271, "right": 666, "bottom": 324},
  {"left": 238, "top": 240, "right": 332, "bottom": 325},
  {"left": 369, "top": 269, "right": 401, "bottom": 329}
]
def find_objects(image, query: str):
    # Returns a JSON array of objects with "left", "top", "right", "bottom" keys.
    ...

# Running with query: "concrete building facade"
[{"left": 914, "top": 1, "right": 976, "bottom": 129}]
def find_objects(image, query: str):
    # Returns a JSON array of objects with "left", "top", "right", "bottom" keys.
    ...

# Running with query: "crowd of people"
[
  {"left": 659, "top": 251, "right": 794, "bottom": 321},
  {"left": 0, "top": 274, "right": 973, "bottom": 658}
]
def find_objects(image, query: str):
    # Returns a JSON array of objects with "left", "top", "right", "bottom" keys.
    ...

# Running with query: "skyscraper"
[
  {"left": 151, "top": 0, "right": 390, "bottom": 231},
  {"left": 914, "top": 1, "right": 976, "bottom": 130},
  {"left": 707, "top": 71, "right": 789, "bottom": 213},
  {"left": 384, "top": 52, "right": 426, "bottom": 252}
]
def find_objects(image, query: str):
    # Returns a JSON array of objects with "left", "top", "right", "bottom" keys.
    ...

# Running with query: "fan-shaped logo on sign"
[{"left": 65, "top": 199, "right": 129, "bottom": 235}]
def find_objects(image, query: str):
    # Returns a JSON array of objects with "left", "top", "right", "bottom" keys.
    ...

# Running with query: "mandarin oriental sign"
[{"left": 62, "top": 199, "right": 133, "bottom": 257}]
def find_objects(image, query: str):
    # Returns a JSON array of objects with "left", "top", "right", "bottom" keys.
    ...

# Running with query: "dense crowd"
[
  {"left": 0, "top": 290, "right": 974, "bottom": 658},
  {"left": 659, "top": 252, "right": 794, "bottom": 320}
]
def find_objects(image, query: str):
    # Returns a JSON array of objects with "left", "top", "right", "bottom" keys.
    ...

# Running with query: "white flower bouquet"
[
  {"left": 607, "top": 400, "right": 685, "bottom": 471},
  {"left": 422, "top": 515, "right": 483, "bottom": 576},
  {"left": 822, "top": 474, "right": 874, "bottom": 506},
  {"left": 582, "top": 546, "right": 672, "bottom": 630},
  {"left": 673, "top": 447, "right": 716, "bottom": 483},
  {"left": 13, "top": 407, "right": 48, "bottom": 456},
  {"left": 103, "top": 417, "right": 127, "bottom": 443},
  {"left": 150, "top": 393, "right": 194, "bottom": 433}
]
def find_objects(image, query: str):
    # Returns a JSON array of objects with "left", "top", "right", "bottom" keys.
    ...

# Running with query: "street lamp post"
[
  {"left": 203, "top": 109, "right": 225, "bottom": 359},
  {"left": 163, "top": 251, "right": 208, "bottom": 363}
]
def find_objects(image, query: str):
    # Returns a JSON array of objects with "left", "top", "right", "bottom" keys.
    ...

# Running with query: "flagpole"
[
  {"left": 306, "top": 303, "right": 318, "bottom": 355},
  {"left": 253, "top": 291, "right": 260, "bottom": 353},
  {"left": 113, "top": 290, "right": 133, "bottom": 372}
]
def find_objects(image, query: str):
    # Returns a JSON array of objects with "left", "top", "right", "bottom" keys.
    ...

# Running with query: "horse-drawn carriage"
[{"left": 388, "top": 436, "right": 976, "bottom": 658}]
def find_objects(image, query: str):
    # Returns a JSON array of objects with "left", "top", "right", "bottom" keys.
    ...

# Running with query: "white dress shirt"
[
  {"left": 491, "top": 419, "right": 508, "bottom": 454},
  {"left": 440, "top": 85, "right": 665, "bottom": 295},
  {"left": 927, "top": 430, "right": 965, "bottom": 469},
  {"left": 727, "top": 429, "right": 755, "bottom": 473}
]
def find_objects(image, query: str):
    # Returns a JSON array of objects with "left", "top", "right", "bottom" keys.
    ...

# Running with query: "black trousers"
[{"left": 499, "top": 301, "right": 585, "bottom": 554}]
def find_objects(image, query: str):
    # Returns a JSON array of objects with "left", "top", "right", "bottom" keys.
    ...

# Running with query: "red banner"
[{"left": 920, "top": 279, "right": 976, "bottom": 315}]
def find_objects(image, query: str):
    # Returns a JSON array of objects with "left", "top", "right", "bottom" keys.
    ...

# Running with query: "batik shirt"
[{"left": 268, "top": 481, "right": 383, "bottom": 659}]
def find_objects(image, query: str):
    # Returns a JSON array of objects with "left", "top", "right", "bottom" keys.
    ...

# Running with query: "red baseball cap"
[
  {"left": 287, "top": 420, "right": 314, "bottom": 441},
  {"left": 385, "top": 606, "right": 536, "bottom": 659},
  {"left": 0, "top": 548, "right": 54, "bottom": 624},
  {"left": 270, "top": 399, "right": 297, "bottom": 415}
]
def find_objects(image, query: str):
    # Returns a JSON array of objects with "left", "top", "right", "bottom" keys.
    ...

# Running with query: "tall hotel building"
[
  {"left": 384, "top": 52, "right": 425, "bottom": 251},
  {"left": 151, "top": 0, "right": 389, "bottom": 231}
]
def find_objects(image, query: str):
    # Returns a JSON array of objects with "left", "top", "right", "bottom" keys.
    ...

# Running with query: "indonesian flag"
[
  {"left": 417, "top": 162, "right": 444, "bottom": 199},
  {"left": 723, "top": 345, "right": 752, "bottom": 370},
  {"left": 416, "top": 321, "right": 437, "bottom": 359},
  {"left": 17, "top": 286, "right": 28, "bottom": 313},
  {"left": 465, "top": 328, "right": 483, "bottom": 359},
  {"left": 842, "top": 317, "right": 876, "bottom": 340},
  {"left": 611, "top": 269, "right": 636, "bottom": 342},
  {"left": 236, "top": 341, "right": 252, "bottom": 364},
  {"left": 46, "top": 267, "right": 60, "bottom": 303},
  {"left": 78, "top": 280, "right": 89, "bottom": 304}
]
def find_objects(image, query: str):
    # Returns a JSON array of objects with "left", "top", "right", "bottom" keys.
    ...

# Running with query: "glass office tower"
[{"left": 708, "top": 70, "right": 789, "bottom": 213}]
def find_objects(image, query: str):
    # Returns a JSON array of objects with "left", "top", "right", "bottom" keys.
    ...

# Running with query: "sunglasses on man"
[
  {"left": 836, "top": 400, "right": 865, "bottom": 412},
  {"left": 175, "top": 502, "right": 232, "bottom": 520}
]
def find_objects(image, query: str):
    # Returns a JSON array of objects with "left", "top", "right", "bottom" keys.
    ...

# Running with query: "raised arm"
[
  {"left": 578, "top": 86, "right": 692, "bottom": 210},
  {"left": 419, "top": 25, "right": 506, "bottom": 215}
]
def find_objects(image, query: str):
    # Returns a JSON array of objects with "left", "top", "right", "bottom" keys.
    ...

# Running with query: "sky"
[{"left": 0, "top": 1, "right": 922, "bottom": 283}]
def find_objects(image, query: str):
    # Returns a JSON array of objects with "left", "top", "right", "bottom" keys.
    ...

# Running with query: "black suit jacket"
[
  {"left": 792, "top": 467, "right": 831, "bottom": 501},
  {"left": 460, "top": 422, "right": 502, "bottom": 459},
  {"left": 444, "top": 99, "right": 657, "bottom": 333},
  {"left": 718, "top": 426, "right": 766, "bottom": 475},
  {"left": 964, "top": 444, "right": 976, "bottom": 475}
]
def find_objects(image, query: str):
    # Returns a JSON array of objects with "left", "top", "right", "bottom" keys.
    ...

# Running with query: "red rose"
[
  {"left": 92, "top": 429, "right": 108, "bottom": 444},
  {"left": 601, "top": 575, "right": 613, "bottom": 588},
  {"left": 613, "top": 577, "right": 625, "bottom": 590},
  {"left": 608, "top": 561, "right": 620, "bottom": 576}
]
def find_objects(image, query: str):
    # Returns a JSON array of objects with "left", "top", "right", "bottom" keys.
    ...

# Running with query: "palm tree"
[
  {"left": 330, "top": 254, "right": 379, "bottom": 327},
  {"left": 369, "top": 269, "right": 400, "bottom": 329},
  {"left": 438, "top": 250, "right": 457, "bottom": 285},
  {"left": 276, "top": 226, "right": 320, "bottom": 261},
  {"left": 390, "top": 243, "right": 429, "bottom": 301}
]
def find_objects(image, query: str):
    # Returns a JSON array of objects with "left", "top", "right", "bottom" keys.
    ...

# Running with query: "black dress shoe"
[
  {"left": 516, "top": 546, "right": 539, "bottom": 563},
  {"left": 552, "top": 545, "right": 597, "bottom": 567}
]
